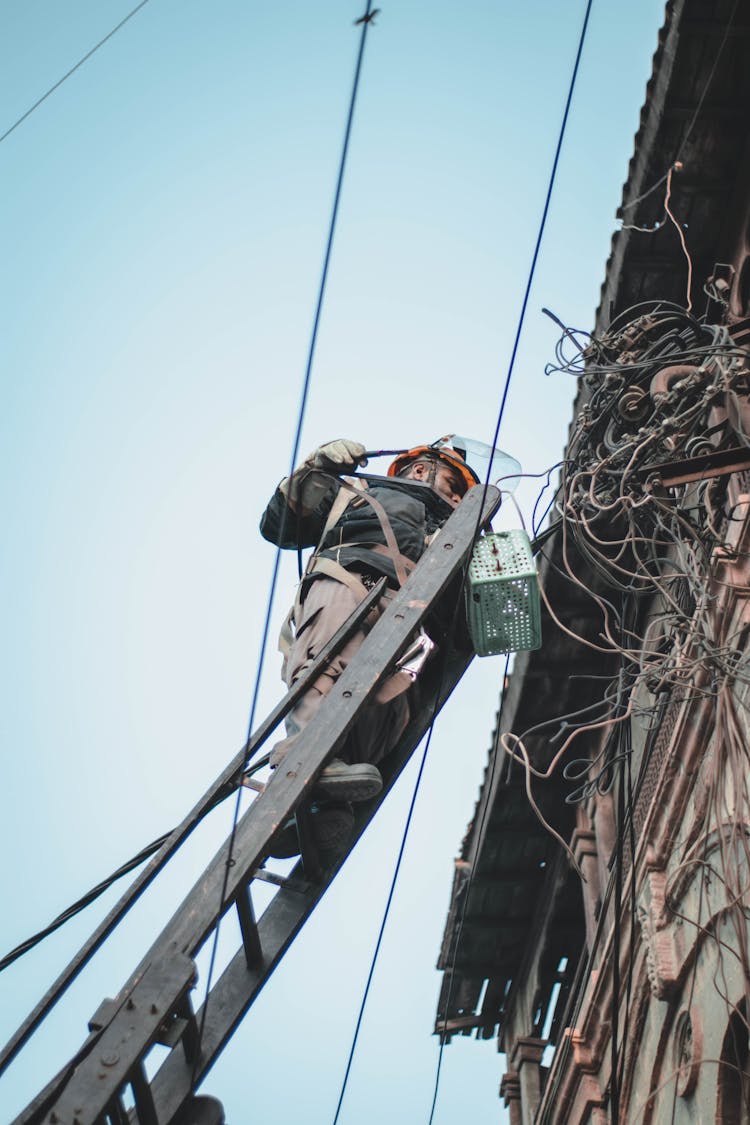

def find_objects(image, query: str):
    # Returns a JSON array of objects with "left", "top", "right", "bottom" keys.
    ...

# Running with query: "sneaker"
[
  {"left": 314, "top": 759, "right": 382, "bottom": 803},
  {"left": 268, "top": 801, "right": 355, "bottom": 860}
]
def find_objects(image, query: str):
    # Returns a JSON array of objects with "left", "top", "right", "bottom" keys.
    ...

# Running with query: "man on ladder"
[{"left": 260, "top": 437, "right": 479, "bottom": 856}]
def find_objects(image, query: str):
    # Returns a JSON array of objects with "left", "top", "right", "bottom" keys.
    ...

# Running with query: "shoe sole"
[
  {"left": 268, "top": 830, "right": 302, "bottom": 860},
  {"left": 314, "top": 775, "right": 382, "bottom": 803},
  {"left": 268, "top": 809, "right": 355, "bottom": 859}
]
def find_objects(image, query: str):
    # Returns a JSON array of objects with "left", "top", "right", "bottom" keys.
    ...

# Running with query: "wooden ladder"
[{"left": 10, "top": 485, "right": 500, "bottom": 1125}]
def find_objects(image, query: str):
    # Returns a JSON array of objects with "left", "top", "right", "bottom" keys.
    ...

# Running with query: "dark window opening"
[{"left": 717, "top": 1000, "right": 750, "bottom": 1124}]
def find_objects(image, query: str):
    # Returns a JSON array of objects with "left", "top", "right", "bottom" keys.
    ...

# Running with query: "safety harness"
[{"left": 279, "top": 475, "right": 417, "bottom": 659}]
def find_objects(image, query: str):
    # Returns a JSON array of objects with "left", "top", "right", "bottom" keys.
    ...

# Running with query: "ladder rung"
[
  {"left": 250, "top": 867, "right": 311, "bottom": 894},
  {"left": 130, "top": 1061, "right": 158, "bottom": 1125},
  {"left": 174, "top": 993, "right": 201, "bottom": 1066},
  {"left": 154, "top": 1014, "right": 188, "bottom": 1050},
  {"left": 235, "top": 885, "right": 263, "bottom": 969},
  {"left": 240, "top": 777, "right": 265, "bottom": 793},
  {"left": 13, "top": 488, "right": 501, "bottom": 1125},
  {"left": 103, "top": 1093, "right": 129, "bottom": 1124}
]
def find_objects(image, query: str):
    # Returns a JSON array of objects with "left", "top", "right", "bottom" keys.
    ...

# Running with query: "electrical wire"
[
  {"left": 530, "top": 294, "right": 750, "bottom": 1116},
  {"left": 481, "top": 0, "right": 594, "bottom": 475},
  {"left": 428, "top": 654, "right": 511, "bottom": 1125},
  {"left": 0, "top": 0, "right": 386, "bottom": 1091},
  {"left": 0, "top": 742, "right": 271, "bottom": 973},
  {"left": 303, "top": 0, "right": 607, "bottom": 1103},
  {"left": 629, "top": 163, "right": 695, "bottom": 312},
  {"left": 0, "top": 830, "right": 168, "bottom": 973},
  {"left": 619, "top": 0, "right": 740, "bottom": 216},
  {"left": 192, "top": 1, "right": 378, "bottom": 1077},
  {"left": 331, "top": 718, "right": 441, "bottom": 1125},
  {"left": 12, "top": 0, "right": 747, "bottom": 1113},
  {"left": 0, "top": 0, "right": 152, "bottom": 145},
  {"left": 425, "top": 282, "right": 750, "bottom": 1123},
  {"left": 426, "top": 1, "right": 596, "bottom": 1116}
]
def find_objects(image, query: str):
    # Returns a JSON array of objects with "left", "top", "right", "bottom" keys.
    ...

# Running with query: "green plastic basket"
[{"left": 465, "top": 530, "right": 541, "bottom": 656}]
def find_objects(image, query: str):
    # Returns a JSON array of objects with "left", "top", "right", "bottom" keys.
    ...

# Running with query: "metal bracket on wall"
[{"left": 642, "top": 445, "right": 750, "bottom": 488}]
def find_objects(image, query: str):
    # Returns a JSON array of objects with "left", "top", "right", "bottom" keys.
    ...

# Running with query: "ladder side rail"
[
  {"left": 9, "top": 1032, "right": 104, "bottom": 1125},
  {"left": 148, "top": 648, "right": 472, "bottom": 1124},
  {"left": 0, "top": 580, "right": 386, "bottom": 1081},
  {"left": 19, "top": 485, "right": 499, "bottom": 1125}
]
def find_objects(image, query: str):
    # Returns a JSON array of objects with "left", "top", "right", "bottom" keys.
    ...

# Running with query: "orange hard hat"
[{"left": 387, "top": 444, "right": 480, "bottom": 493}]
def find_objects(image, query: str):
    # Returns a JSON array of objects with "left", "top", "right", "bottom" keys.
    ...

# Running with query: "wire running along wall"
[{"left": 500, "top": 299, "right": 750, "bottom": 1118}]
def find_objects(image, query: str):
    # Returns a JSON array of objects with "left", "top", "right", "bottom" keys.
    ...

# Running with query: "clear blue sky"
[{"left": 1, "top": 2, "right": 665, "bottom": 1121}]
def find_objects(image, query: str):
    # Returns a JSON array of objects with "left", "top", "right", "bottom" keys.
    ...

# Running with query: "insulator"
[{"left": 617, "top": 386, "right": 650, "bottom": 421}]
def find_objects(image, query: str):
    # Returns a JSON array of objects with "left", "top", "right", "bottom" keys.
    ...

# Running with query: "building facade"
[{"left": 436, "top": 2, "right": 750, "bottom": 1121}]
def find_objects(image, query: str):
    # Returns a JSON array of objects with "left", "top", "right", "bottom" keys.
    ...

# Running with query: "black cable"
[
  {"left": 0, "top": 744, "right": 268, "bottom": 974},
  {"left": 427, "top": 651, "right": 511, "bottom": 1125},
  {"left": 0, "top": 832, "right": 168, "bottom": 973},
  {"left": 192, "top": 0, "right": 377, "bottom": 1078},
  {"left": 331, "top": 721, "right": 439, "bottom": 1125},
  {"left": 331, "top": 519, "right": 489, "bottom": 1122},
  {"left": 330, "top": 462, "right": 512, "bottom": 1117},
  {"left": 428, "top": 3, "right": 595, "bottom": 1117},
  {"left": 0, "top": 0, "right": 152, "bottom": 145},
  {"left": 619, "top": 0, "right": 740, "bottom": 216},
  {"left": 482, "top": 0, "right": 594, "bottom": 477}
]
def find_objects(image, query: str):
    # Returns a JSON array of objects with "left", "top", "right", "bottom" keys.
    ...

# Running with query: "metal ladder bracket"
[{"left": 49, "top": 954, "right": 197, "bottom": 1125}]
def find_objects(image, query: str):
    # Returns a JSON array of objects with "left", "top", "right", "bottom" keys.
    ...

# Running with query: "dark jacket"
[{"left": 260, "top": 475, "right": 453, "bottom": 588}]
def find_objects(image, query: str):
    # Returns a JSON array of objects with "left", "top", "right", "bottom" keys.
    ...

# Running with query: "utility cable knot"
[{"left": 355, "top": 7, "right": 381, "bottom": 25}]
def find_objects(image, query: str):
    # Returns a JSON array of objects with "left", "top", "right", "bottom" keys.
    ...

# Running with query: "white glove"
[{"left": 307, "top": 439, "right": 367, "bottom": 473}]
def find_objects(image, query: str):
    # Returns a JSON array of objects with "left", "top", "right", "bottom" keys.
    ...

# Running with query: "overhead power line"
[
  {"left": 428, "top": 0, "right": 596, "bottom": 1118},
  {"left": 0, "top": 0, "right": 378, "bottom": 1050},
  {"left": 192, "top": 0, "right": 379, "bottom": 1075},
  {"left": 0, "top": 0, "right": 152, "bottom": 145},
  {"left": 0, "top": 830, "right": 168, "bottom": 973}
]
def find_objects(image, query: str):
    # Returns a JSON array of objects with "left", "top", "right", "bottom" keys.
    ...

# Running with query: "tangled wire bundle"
[{"left": 505, "top": 302, "right": 750, "bottom": 806}]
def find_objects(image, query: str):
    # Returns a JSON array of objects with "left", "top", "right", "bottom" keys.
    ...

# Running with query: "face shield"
[{"left": 436, "top": 435, "right": 522, "bottom": 492}]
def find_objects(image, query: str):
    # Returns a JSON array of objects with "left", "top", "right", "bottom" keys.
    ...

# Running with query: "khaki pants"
[{"left": 270, "top": 577, "right": 411, "bottom": 769}]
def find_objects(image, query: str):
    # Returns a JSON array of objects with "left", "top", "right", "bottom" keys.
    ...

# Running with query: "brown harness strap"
[
  {"left": 305, "top": 556, "right": 372, "bottom": 601},
  {"left": 339, "top": 483, "right": 411, "bottom": 588},
  {"left": 280, "top": 474, "right": 415, "bottom": 655}
]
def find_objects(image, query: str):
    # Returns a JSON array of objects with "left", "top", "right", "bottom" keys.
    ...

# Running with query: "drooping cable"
[
  {"left": 192, "top": 0, "right": 377, "bottom": 1076},
  {"left": 0, "top": 830, "right": 169, "bottom": 973},
  {"left": 0, "top": 0, "right": 152, "bottom": 145},
  {"left": 532, "top": 299, "right": 750, "bottom": 1116}
]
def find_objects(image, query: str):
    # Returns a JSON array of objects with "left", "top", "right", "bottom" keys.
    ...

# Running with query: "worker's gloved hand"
[{"left": 307, "top": 439, "right": 367, "bottom": 473}]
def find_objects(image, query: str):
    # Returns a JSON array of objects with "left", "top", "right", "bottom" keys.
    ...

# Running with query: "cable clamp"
[{"left": 354, "top": 8, "right": 380, "bottom": 25}]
